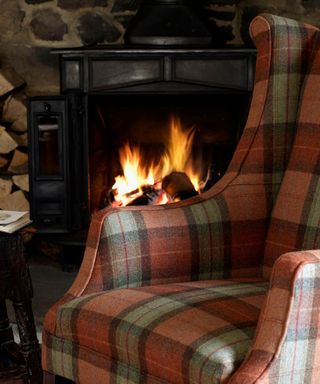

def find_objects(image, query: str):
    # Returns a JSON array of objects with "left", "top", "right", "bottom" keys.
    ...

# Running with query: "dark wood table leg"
[
  {"left": 0, "top": 300, "right": 27, "bottom": 382},
  {"left": 0, "top": 233, "right": 42, "bottom": 383},
  {"left": 12, "top": 301, "right": 42, "bottom": 384}
]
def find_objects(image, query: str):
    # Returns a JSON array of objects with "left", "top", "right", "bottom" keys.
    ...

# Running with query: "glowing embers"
[{"left": 109, "top": 116, "right": 203, "bottom": 207}]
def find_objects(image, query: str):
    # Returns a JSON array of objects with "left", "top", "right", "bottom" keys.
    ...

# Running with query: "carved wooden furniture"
[
  {"left": 42, "top": 14, "right": 320, "bottom": 384},
  {"left": 0, "top": 233, "right": 42, "bottom": 383}
]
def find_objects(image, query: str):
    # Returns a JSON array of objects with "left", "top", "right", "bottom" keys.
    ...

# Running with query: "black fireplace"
[{"left": 27, "top": 1, "right": 256, "bottom": 233}]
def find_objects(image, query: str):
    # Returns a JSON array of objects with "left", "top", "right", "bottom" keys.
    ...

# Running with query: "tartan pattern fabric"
[
  {"left": 229, "top": 251, "right": 320, "bottom": 383},
  {"left": 43, "top": 278, "right": 268, "bottom": 383},
  {"left": 263, "top": 29, "right": 320, "bottom": 276},
  {"left": 42, "top": 14, "right": 320, "bottom": 384},
  {"left": 63, "top": 13, "right": 319, "bottom": 298}
]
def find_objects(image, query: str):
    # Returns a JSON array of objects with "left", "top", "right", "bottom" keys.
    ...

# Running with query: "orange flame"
[
  {"left": 161, "top": 116, "right": 200, "bottom": 191},
  {"left": 111, "top": 117, "right": 200, "bottom": 206}
]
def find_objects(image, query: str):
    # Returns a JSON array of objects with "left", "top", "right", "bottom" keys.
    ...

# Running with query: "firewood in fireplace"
[
  {"left": 127, "top": 195, "right": 151, "bottom": 206},
  {"left": 162, "top": 172, "right": 198, "bottom": 201},
  {"left": 105, "top": 184, "right": 161, "bottom": 207}
]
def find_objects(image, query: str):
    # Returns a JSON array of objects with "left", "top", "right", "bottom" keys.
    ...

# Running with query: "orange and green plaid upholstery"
[
  {"left": 263, "top": 29, "right": 320, "bottom": 277},
  {"left": 43, "top": 279, "right": 268, "bottom": 383},
  {"left": 42, "top": 14, "right": 320, "bottom": 384},
  {"left": 229, "top": 26, "right": 320, "bottom": 383},
  {"left": 230, "top": 251, "right": 320, "bottom": 383}
]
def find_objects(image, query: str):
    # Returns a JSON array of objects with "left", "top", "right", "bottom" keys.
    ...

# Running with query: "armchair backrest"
[
  {"left": 264, "top": 29, "right": 320, "bottom": 277},
  {"left": 199, "top": 14, "right": 319, "bottom": 278},
  {"left": 228, "top": 14, "right": 318, "bottom": 202}
]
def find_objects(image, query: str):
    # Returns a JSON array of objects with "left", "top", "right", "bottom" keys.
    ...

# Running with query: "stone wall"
[{"left": 0, "top": 0, "right": 320, "bottom": 94}]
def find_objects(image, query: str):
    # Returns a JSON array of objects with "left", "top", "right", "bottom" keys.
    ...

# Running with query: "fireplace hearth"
[{"left": 28, "top": 46, "right": 255, "bottom": 233}]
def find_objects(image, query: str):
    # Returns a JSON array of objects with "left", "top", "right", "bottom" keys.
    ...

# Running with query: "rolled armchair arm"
[
  {"left": 65, "top": 175, "right": 269, "bottom": 297},
  {"left": 67, "top": 194, "right": 229, "bottom": 296},
  {"left": 229, "top": 250, "right": 320, "bottom": 384}
]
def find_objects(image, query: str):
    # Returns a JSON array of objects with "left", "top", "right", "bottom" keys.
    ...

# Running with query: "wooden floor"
[{"left": 0, "top": 378, "right": 24, "bottom": 383}]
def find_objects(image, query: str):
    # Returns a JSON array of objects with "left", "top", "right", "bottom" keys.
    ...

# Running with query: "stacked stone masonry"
[{"left": 0, "top": 0, "right": 319, "bottom": 94}]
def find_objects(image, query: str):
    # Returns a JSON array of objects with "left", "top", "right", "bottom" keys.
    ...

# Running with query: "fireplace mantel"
[{"left": 52, "top": 47, "right": 256, "bottom": 95}]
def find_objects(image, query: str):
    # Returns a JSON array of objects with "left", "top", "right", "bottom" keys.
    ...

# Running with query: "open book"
[{"left": 0, "top": 210, "right": 32, "bottom": 233}]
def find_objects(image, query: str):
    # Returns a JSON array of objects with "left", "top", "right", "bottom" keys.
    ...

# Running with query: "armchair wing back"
[
  {"left": 42, "top": 13, "right": 320, "bottom": 384},
  {"left": 230, "top": 30, "right": 320, "bottom": 382},
  {"left": 263, "top": 29, "right": 320, "bottom": 276}
]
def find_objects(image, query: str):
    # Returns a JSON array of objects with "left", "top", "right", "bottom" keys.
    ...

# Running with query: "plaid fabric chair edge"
[{"left": 229, "top": 250, "right": 320, "bottom": 384}]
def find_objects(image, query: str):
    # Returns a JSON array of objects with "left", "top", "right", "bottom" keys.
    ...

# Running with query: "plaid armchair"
[{"left": 42, "top": 14, "right": 320, "bottom": 384}]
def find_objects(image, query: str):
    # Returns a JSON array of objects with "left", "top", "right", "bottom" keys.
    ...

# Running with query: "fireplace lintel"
[{"left": 51, "top": 47, "right": 256, "bottom": 95}]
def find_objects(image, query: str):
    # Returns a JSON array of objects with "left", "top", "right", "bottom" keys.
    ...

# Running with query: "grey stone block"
[
  {"left": 77, "top": 13, "right": 121, "bottom": 44},
  {"left": 30, "top": 10, "right": 68, "bottom": 41}
]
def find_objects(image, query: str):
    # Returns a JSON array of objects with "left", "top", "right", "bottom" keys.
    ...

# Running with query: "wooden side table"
[{"left": 0, "top": 233, "right": 42, "bottom": 383}]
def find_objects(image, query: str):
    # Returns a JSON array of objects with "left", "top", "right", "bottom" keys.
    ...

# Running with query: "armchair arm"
[
  {"left": 68, "top": 194, "right": 229, "bottom": 296},
  {"left": 229, "top": 250, "right": 320, "bottom": 384},
  {"left": 66, "top": 174, "right": 269, "bottom": 296}
]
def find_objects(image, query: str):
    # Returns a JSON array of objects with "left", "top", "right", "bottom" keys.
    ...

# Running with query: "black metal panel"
[
  {"left": 124, "top": 0, "right": 213, "bottom": 46},
  {"left": 28, "top": 96, "right": 71, "bottom": 232},
  {"left": 61, "top": 57, "right": 83, "bottom": 93},
  {"left": 174, "top": 56, "right": 250, "bottom": 90},
  {"left": 89, "top": 57, "right": 163, "bottom": 91},
  {"left": 53, "top": 48, "right": 256, "bottom": 94}
]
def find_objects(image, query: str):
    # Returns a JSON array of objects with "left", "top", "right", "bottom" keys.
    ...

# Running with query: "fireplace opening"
[
  {"left": 87, "top": 93, "right": 250, "bottom": 213},
  {"left": 28, "top": 46, "right": 255, "bottom": 233}
]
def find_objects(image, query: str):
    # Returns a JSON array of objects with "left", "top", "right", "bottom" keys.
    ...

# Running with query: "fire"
[
  {"left": 111, "top": 117, "right": 201, "bottom": 206},
  {"left": 161, "top": 117, "right": 200, "bottom": 191}
]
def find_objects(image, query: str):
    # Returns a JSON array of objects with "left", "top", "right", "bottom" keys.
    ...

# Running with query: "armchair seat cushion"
[{"left": 44, "top": 278, "right": 268, "bottom": 383}]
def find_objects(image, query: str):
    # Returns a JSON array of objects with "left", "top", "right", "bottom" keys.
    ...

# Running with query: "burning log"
[
  {"left": 162, "top": 171, "right": 198, "bottom": 201},
  {"left": 105, "top": 184, "right": 162, "bottom": 207}
]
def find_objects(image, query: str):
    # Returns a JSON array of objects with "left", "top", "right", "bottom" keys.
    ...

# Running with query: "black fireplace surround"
[
  {"left": 28, "top": 46, "right": 255, "bottom": 233},
  {"left": 27, "top": 1, "right": 255, "bottom": 233}
]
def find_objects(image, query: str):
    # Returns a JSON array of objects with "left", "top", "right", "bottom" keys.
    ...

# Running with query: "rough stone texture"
[
  {"left": 0, "top": 0, "right": 25, "bottom": 42},
  {"left": 0, "top": 0, "right": 318, "bottom": 94},
  {"left": 25, "top": 0, "right": 52, "bottom": 4},
  {"left": 77, "top": 13, "right": 121, "bottom": 44},
  {"left": 30, "top": 10, "right": 68, "bottom": 41},
  {"left": 57, "top": 0, "right": 109, "bottom": 10}
]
